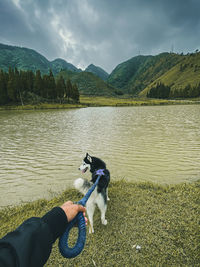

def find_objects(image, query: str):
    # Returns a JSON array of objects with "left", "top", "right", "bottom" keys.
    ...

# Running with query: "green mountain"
[
  {"left": 107, "top": 55, "right": 152, "bottom": 90},
  {"left": 1, "top": 42, "right": 199, "bottom": 98},
  {"left": 107, "top": 53, "right": 183, "bottom": 95},
  {"left": 140, "top": 52, "right": 200, "bottom": 97},
  {"left": 85, "top": 64, "right": 109, "bottom": 81},
  {"left": 0, "top": 43, "right": 117, "bottom": 97},
  {"left": 57, "top": 70, "right": 116, "bottom": 96},
  {"left": 50, "top": 58, "right": 81, "bottom": 73},
  {"left": 0, "top": 43, "right": 79, "bottom": 74}
]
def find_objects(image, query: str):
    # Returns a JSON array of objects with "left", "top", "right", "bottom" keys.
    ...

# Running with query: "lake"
[{"left": 0, "top": 105, "right": 200, "bottom": 207}]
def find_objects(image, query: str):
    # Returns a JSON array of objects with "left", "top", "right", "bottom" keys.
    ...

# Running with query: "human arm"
[{"left": 0, "top": 202, "right": 86, "bottom": 267}]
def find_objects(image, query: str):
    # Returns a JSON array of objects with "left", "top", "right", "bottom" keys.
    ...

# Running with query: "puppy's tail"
[{"left": 74, "top": 178, "right": 92, "bottom": 195}]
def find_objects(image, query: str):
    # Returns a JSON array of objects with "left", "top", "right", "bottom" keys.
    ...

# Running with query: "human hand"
[{"left": 61, "top": 201, "right": 87, "bottom": 224}]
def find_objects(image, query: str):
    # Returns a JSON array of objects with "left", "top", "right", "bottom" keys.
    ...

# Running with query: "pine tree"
[
  {"left": 26, "top": 70, "right": 34, "bottom": 92},
  {"left": 42, "top": 74, "right": 50, "bottom": 99},
  {"left": 71, "top": 83, "right": 80, "bottom": 103},
  {"left": 19, "top": 70, "right": 27, "bottom": 93},
  {"left": 147, "top": 82, "right": 170, "bottom": 99},
  {"left": 48, "top": 70, "right": 56, "bottom": 99},
  {"left": 183, "top": 84, "right": 191, "bottom": 98},
  {"left": 14, "top": 67, "right": 24, "bottom": 105},
  {"left": 56, "top": 75, "right": 66, "bottom": 103},
  {"left": 7, "top": 67, "right": 17, "bottom": 102},
  {"left": 66, "top": 79, "right": 72, "bottom": 102},
  {"left": 34, "top": 70, "right": 43, "bottom": 96},
  {"left": 0, "top": 70, "right": 8, "bottom": 104}
]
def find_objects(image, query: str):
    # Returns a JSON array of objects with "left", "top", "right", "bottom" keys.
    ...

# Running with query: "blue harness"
[{"left": 59, "top": 169, "right": 104, "bottom": 258}]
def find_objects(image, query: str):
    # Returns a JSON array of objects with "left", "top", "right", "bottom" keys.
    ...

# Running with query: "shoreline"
[{"left": 0, "top": 96, "right": 199, "bottom": 110}]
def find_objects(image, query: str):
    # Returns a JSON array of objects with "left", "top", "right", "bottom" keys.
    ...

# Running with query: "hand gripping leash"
[{"left": 59, "top": 169, "right": 104, "bottom": 258}]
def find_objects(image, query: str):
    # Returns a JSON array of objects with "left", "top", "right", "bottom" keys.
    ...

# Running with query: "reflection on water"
[{"left": 0, "top": 105, "right": 200, "bottom": 207}]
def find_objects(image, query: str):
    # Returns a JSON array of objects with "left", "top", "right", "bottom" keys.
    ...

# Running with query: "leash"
[{"left": 58, "top": 169, "right": 104, "bottom": 258}]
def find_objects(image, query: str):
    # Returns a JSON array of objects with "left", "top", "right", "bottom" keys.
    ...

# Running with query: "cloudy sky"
[{"left": 0, "top": 0, "right": 199, "bottom": 73}]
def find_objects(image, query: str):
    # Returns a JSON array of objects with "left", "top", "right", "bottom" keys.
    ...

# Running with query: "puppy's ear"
[{"left": 86, "top": 153, "right": 92, "bottom": 163}]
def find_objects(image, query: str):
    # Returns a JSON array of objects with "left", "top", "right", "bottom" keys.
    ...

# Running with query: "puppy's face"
[
  {"left": 79, "top": 153, "right": 92, "bottom": 174},
  {"left": 79, "top": 161, "right": 90, "bottom": 173}
]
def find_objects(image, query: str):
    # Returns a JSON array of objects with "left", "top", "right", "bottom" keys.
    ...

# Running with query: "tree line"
[
  {"left": 147, "top": 82, "right": 200, "bottom": 99},
  {"left": 0, "top": 67, "right": 79, "bottom": 105}
]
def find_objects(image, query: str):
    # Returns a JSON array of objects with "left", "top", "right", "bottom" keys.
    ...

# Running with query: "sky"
[{"left": 0, "top": 0, "right": 200, "bottom": 73}]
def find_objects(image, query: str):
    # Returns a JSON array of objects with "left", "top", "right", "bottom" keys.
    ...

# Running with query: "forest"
[
  {"left": 0, "top": 67, "right": 80, "bottom": 105},
  {"left": 147, "top": 82, "right": 200, "bottom": 99}
]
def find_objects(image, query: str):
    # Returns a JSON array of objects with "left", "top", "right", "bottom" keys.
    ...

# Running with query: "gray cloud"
[{"left": 0, "top": 0, "right": 199, "bottom": 73}]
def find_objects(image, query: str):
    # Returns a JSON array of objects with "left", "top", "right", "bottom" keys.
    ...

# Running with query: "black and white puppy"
[{"left": 74, "top": 153, "right": 110, "bottom": 233}]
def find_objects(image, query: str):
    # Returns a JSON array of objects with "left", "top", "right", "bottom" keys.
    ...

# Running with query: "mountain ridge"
[
  {"left": 85, "top": 64, "right": 109, "bottom": 81},
  {"left": 139, "top": 52, "right": 200, "bottom": 97},
  {"left": 0, "top": 43, "right": 200, "bottom": 98},
  {"left": 57, "top": 70, "right": 116, "bottom": 96},
  {"left": 107, "top": 53, "right": 185, "bottom": 95},
  {"left": 0, "top": 43, "right": 109, "bottom": 80},
  {"left": 0, "top": 43, "right": 80, "bottom": 75}
]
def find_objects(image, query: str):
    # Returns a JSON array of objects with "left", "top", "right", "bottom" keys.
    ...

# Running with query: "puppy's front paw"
[
  {"left": 102, "top": 219, "right": 107, "bottom": 225},
  {"left": 89, "top": 227, "right": 94, "bottom": 234}
]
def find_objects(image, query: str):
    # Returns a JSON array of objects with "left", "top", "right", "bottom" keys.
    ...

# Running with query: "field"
[
  {"left": 80, "top": 96, "right": 198, "bottom": 107},
  {"left": 0, "top": 180, "right": 199, "bottom": 266},
  {"left": 0, "top": 96, "right": 198, "bottom": 110}
]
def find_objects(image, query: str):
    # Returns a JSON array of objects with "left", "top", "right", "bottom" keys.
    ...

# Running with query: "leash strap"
[{"left": 59, "top": 169, "right": 104, "bottom": 258}]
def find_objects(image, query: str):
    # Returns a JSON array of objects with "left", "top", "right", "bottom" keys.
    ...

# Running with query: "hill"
[
  {"left": 0, "top": 43, "right": 79, "bottom": 75},
  {"left": 140, "top": 52, "right": 200, "bottom": 97},
  {"left": 85, "top": 64, "right": 109, "bottom": 81},
  {"left": 107, "top": 53, "right": 183, "bottom": 95},
  {"left": 107, "top": 55, "right": 152, "bottom": 90},
  {"left": 50, "top": 58, "right": 81, "bottom": 74},
  {"left": 57, "top": 70, "right": 116, "bottom": 96}
]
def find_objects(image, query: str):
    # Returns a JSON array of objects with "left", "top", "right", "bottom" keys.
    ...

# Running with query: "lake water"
[{"left": 0, "top": 105, "right": 200, "bottom": 207}]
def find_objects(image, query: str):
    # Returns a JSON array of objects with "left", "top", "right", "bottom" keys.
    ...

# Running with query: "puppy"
[{"left": 74, "top": 153, "right": 110, "bottom": 233}]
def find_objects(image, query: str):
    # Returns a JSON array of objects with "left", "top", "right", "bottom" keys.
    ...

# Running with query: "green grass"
[
  {"left": 0, "top": 102, "right": 86, "bottom": 110},
  {"left": 0, "top": 96, "right": 199, "bottom": 111},
  {"left": 80, "top": 96, "right": 197, "bottom": 107},
  {"left": 0, "top": 180, "right": 199, "bottom": 266}
]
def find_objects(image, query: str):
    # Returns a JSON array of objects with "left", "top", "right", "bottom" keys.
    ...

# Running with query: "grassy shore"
[
  {"left": 0, "top": 180, "right": 199, "bottom": 266},
  {"left": 80, "top": 96, "right": 200, "bottom": 107},
  {"left": 0, "top": 96, "right": 199, "bottom": 110},
  {"left": 0, "top": 102, "right": 86, "bottom": 110}
]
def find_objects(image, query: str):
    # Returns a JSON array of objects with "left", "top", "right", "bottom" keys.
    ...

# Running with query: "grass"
[
  {"left": 80, "top": 96, "right": 198, "bottom": 107},
  {"left": 0, "top": 180, "right": 199, "bottom": 266},
  {"left": 0, "top": 102, "right": 86, "bottom": 110},
  {"left": 0, "top": 96, "right": 199, "bottom": 111}
]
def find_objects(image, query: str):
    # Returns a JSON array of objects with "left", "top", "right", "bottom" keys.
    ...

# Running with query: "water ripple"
[{"left": 0, "top": 105, "right": 200, "bottom": 207}]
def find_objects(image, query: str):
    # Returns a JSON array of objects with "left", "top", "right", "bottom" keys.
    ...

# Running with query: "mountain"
[
  {"left": 0, "top": 43, "right": 79, "bottom": 74},
  {"left": 85, "top": 64, "right": 109, "bottom": 81},
  {"left": 0, "top": 43, "right": 117, "bottom": 97},
  {"left": 139, "top": 52, "right": 200, "bottom": 97},
  {"left": 57, "top": 70, "right": 116, "bottom": 96},
  {"left": 107, "top": 55, "right": 152, "bottom": 90},
  {"left": 1, "top": 42, "right": 199, "bottom": 98},
  {"left": 107, "top": 53, "right": 183, "bottom": 95},
  {"left": 50, "top": 58, "right": 81, "bottom": 73}
]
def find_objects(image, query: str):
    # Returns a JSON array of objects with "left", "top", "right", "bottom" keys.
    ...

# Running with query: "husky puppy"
[{"left": 74, "top": 153, "right": 110, "bottom": 233}]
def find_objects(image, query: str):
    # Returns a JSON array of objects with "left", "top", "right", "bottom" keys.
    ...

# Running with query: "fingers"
[
  {"left": 61, "top": 201, "right": 87, "bottom": 222},
  {"left": 65, "top": 200, "right": 73, "bottom": 205},
  {"left": 76, "top": 204, "right": 86, "bottom": 213},
  {"left": 83, "top": 212, "right": 88, "bottom": 226}
]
